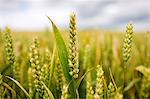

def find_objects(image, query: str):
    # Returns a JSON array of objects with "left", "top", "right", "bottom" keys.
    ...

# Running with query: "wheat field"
[{"left": 0, "top": 14, "right": 150, "bottom": 99}]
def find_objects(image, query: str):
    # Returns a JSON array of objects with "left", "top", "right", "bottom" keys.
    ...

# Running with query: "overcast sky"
[{"left": 0, "top": 0, "right": 150, "bottom": 31}]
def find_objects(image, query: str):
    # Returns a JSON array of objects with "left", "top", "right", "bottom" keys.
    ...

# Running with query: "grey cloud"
[
  {"left": 0, "top": 0, "right": 29, "bottom": 14},
  {"left": 0, "top": 0, "right": 149, "bottom": 30},
  {"left": 76, "top": 0, "right": 115, "bottom": 18}
]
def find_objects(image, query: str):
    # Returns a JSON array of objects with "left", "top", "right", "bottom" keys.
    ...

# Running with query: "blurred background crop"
[
  {"left": 0, "top": 0, "right": 150, "bottom": 31},
  {"left": 0, "top": 1, "right": 150, "bottom": 99}
]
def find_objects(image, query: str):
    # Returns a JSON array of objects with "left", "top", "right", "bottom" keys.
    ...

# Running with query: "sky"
[{"left": 0, "top": 0, "right": 150, "bottom": 31}]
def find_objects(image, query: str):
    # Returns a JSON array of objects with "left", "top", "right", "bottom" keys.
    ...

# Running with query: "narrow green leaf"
[
  {"left": 136, "top": 65, "right": 150, "bottom": 77},
  {"left": 47, "top": 16, "right": 77, "bottom": 98},
  {"left": 0, "top": 64, "right": 10, "bottom": 74},
  {"left": 76, "top": 67, "right": 94, "bottom": 89},
  {"left": 2, "top": 82, "right": 16, "bottom": 99},
  {"left": 42, "top": 82, "right": 55, "bottom": 99},
  {"left": 109, "top": 68, "right": 117, "bottom": 90},
  {"left": 5, "top": 76, "right": 31, "bottom": 99},
  {"left": 123, "top": 78, "right": 140, "bottom": 92},
  {"left": 76, "top": 89, "right": 79, "bottom": 99},
  {"left": 49, "top": 47, "right": 56, "bottom": 87}
]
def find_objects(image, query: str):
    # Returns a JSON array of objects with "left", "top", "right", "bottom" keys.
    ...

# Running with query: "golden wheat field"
[{"left": 0, "top": 14, "right": 150, "bottom": 99}]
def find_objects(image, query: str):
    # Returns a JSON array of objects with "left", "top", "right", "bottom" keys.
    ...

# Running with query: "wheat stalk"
[
  {"left": 122, "top": 23, "right": 134, "bottom": 95},
  {"left": 4, "top": 27, "right": 21, "bottom": 82}
]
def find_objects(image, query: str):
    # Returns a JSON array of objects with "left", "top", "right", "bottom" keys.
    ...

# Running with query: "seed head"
[
  {"left": 55, "top": 59, "right": 64, "bottom": 91},
  {"left": 68, "top": 13, "right": 79, "bottom": 79},
  {"left": 86, "top": 81, "right": 94, "bottom": 99},
  {"left": 123, "top": 23, "right": 133, "bottom": 63},
  {"left": 61, "top": 84, "right": 69, "bottom": 99},
  {"left": 107, "top": 82, "right": 115, "bottom": 99},
  {"left": 4, "top": 27, "right": 15, "bottom": 66},
  {"left": 29, "top": 37, "right": 43, "bottom": 95},
  {"left": 95, "top": 65, "right": 104, "bottom": 99}
]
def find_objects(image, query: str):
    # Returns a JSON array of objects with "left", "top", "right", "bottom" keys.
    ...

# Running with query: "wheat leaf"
[
  {"left": 5, "top": 76, "right": 31, "bottom": 99},
  {"left": 42, "top": 82, "right": 55, "bottom": 99},
  {"left": 49, "top": 47, "right": 56, "bottom": 86},
  {"left": 123, "top": 78, "right": 140, "bottom": 92},
  {"left": 2, "top": 82, "right": 16, "bottom": 99},
  {"left": 76, "top": 67, "right": 94, "bottom": 89},
  {"left": 136, "top": 65, "right": 150, "bottom": 77},
  {"left": 47, "top": 16, "right": 77, "bottom": 98}
]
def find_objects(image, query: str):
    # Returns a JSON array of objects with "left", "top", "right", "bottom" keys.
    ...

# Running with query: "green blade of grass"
[
  {"left": 76, "top": 67, "right": 94, "bottom": 89},
  {"left": 47, "top": 16, "right": 77, "bottom": 98},
  {"left": 136, "top": 65, "right": 150, "bottom": 77},
  {"left": 49, "top": 47, "right": 56, "bottom": 87},
  {"left": 42, "top": 82, "right": 55, "bottom": 99},
  {"left": 2, "top": 82, "right": 16, "bottom": 99},
  {"left": 5, "top": 76, "right": 31, "bottom": 99},
  {"left": 123, "top": 78, "right": 140, "bottom": 92},
  {"left": 0, "top": 64, "right": 10, "bottom": 74},
  {"left": 109, "top": 68, "right": 117, "bottom": 90}
]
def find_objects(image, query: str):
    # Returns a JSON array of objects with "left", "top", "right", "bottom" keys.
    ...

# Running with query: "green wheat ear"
[
  {"left": 61, "top": 84, "right": 69, "bottom": 99},
  {"left": 40, "top": 50, "right": 51, "bottom": 99},
  {"left": 86, "top": 81, "right": 94, "bottom": 99},
  {"left": 29, "top": 37, "right": 40, "bottom": 89},
  {"left": 4, "top": 26, "right": 15, "bottom": 66},
  {"left": 68, "top": 13, "right": 79, "bottom": 79},
  {"left": 29, "top": 37, "right": 43, "bottom": 96},
  {"left": 55, "top": 58, "right": 64, "bottom": 91},
  {"left": 107, "top": 82, "right": 115, "bottom": 99},
  {"left": 122, "top": 23, "right": 134, "bottom": 94},
  {"left": 95, "top": 65, "right": 104, "bottom": 99},
  {"left": 114, "top": 92, "right": 123, "bottom": 99},
  {"left": 4, "top": 27, "right": 20, "bottom": 79},
  {"left": 29, "top": 37, "right": 49, "bottom": 98},
  {"left": 136, "top": 66, "right": 150, "bottom": 98},
  {"left": 43, "top": 48, "right": 51, "bottom": 85},
  {"left": 123, "top": 23, "right": 133, "bottom": 64}
]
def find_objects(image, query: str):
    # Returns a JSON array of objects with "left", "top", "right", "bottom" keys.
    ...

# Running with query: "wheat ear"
[{"left": 68, "top": 13, "right": 79, "bottom": 79}]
